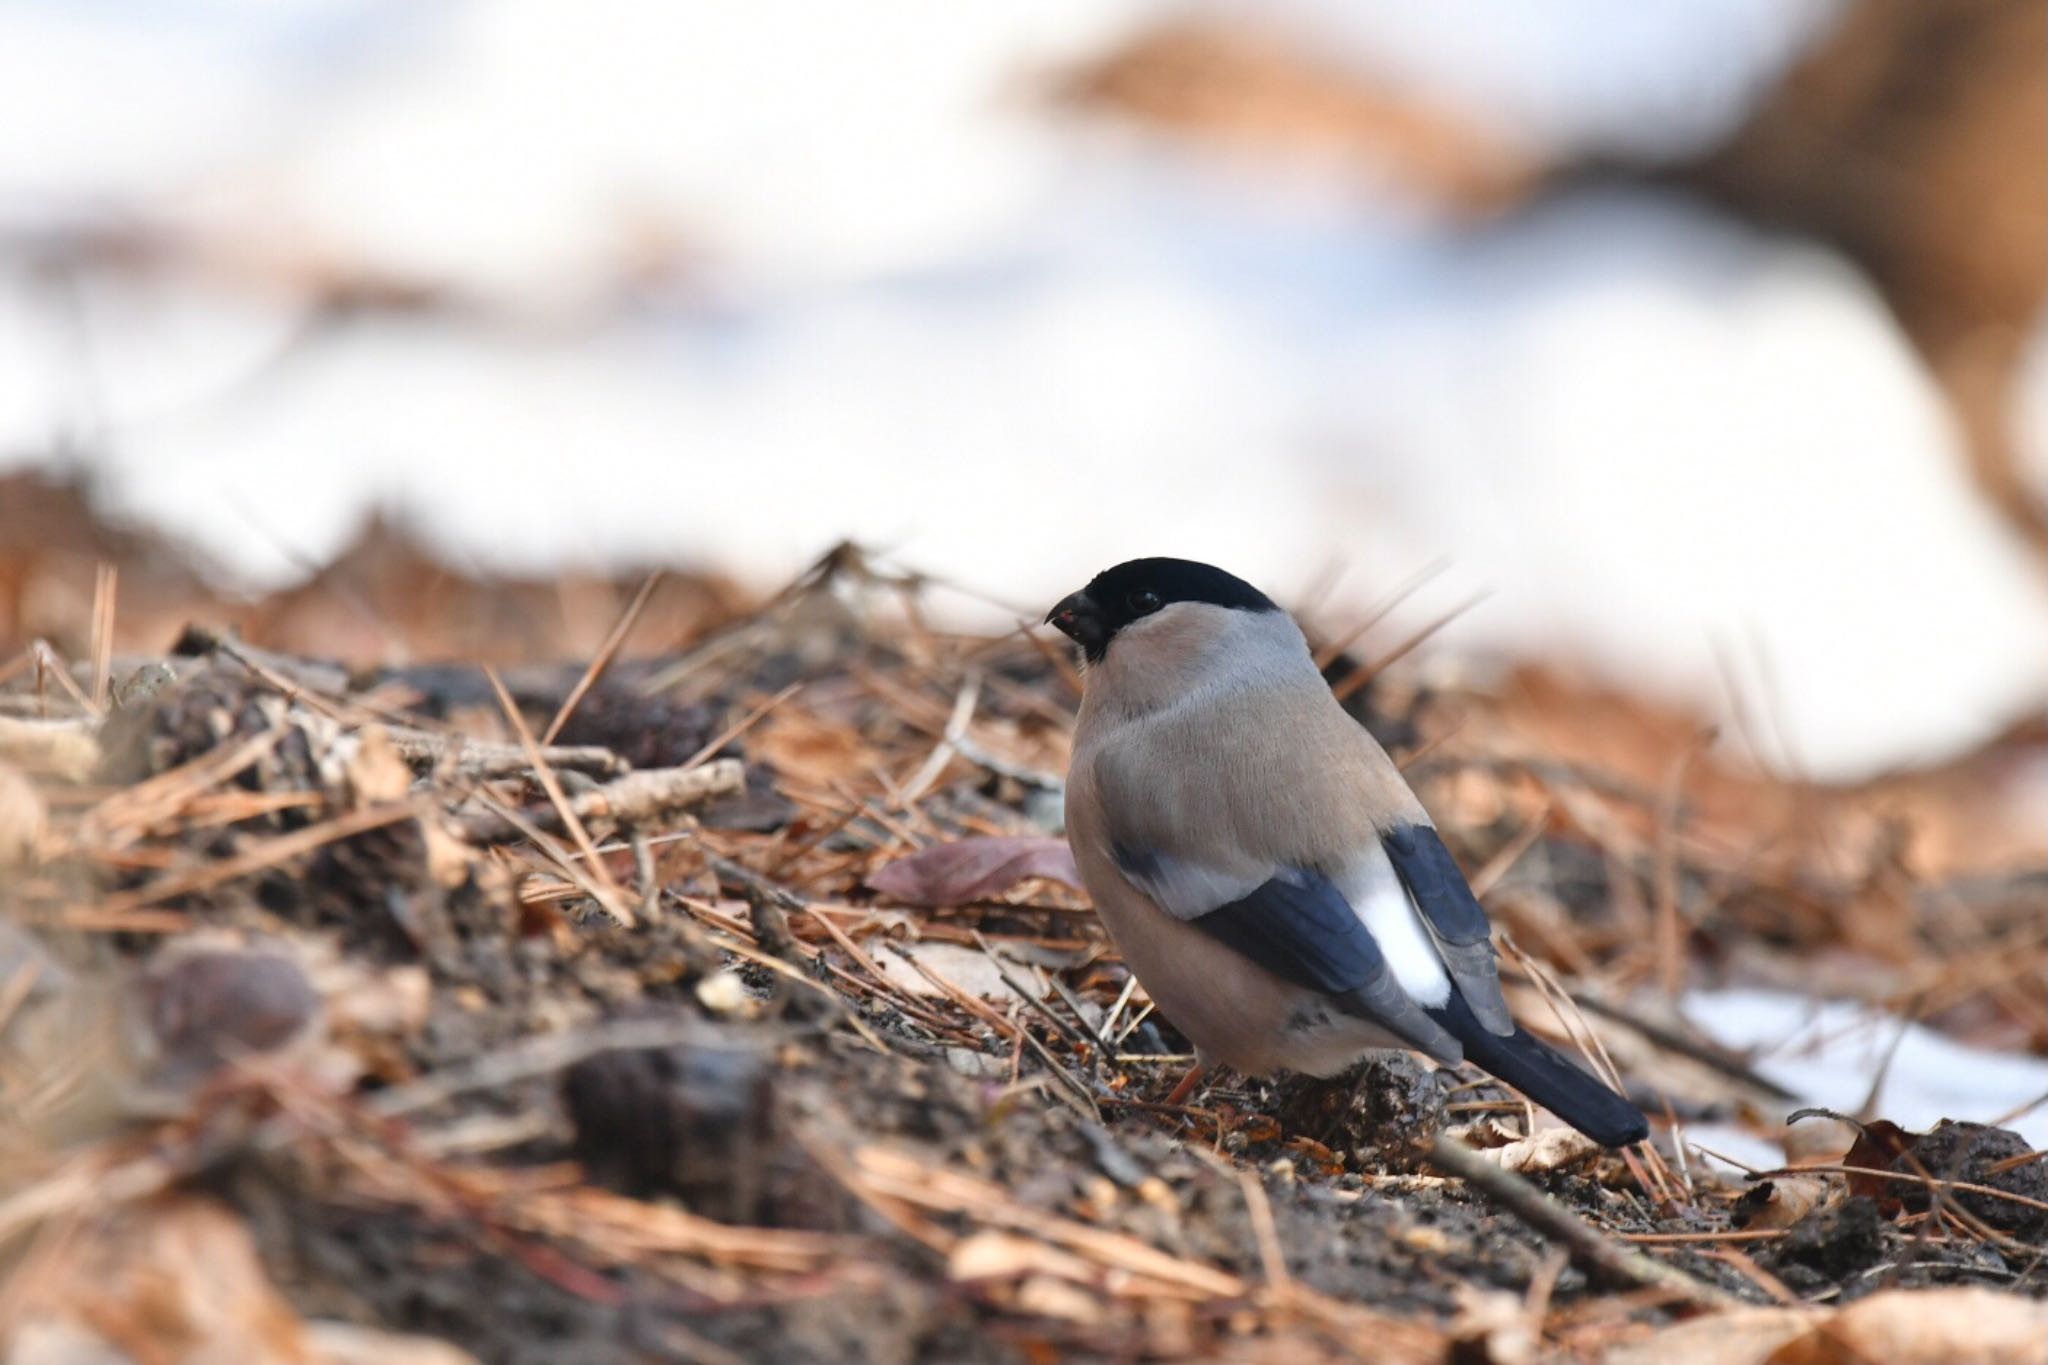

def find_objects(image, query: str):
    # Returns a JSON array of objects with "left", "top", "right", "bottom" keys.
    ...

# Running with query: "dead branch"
[
  {"left": 1427, "top": 1134, "right": 1741, "bottom": 1309},
  {"left": 386, "top": 726, "right": 627, "bottom": 779},
  {"left": 456, "top": 758, "right": 744, "bottom": 844}
]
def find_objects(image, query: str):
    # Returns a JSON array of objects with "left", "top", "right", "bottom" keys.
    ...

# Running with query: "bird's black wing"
[
  {"left": 1112, "top": 845, "right": 1462, "bottom": 1063},
  {"left": 1382, "top": 824, "right": 1514, "bottom": 1036}
]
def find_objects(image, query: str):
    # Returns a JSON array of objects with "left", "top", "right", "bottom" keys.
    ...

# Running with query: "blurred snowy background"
[{"left": 1, "top": 0, "right": 2045, "bottom": 780}]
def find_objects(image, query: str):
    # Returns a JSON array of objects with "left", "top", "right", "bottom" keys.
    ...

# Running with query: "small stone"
[
  {"left": 693, "top": 968, "right": 751, "bottom": 1015},
  {"left": 560, "top": 1014, "right": 774, "bottom": 1220},
  {"left": 1765, "top": 1195, "right": 1888, "bottom": 1284},
  {"left": 137, "top": 948, "right": 322, "bottom": 1084},
  {"left": 1893, "top": 1121, "right": 2048, "bottom": 1235}
]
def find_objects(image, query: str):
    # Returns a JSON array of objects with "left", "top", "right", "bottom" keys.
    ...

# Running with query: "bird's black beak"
[{"left": 1045, "top": 591, "right": 1106, "bottom": 656}]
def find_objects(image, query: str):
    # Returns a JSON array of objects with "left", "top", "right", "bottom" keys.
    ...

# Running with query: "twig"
[
  {"left": 479, "top": 793, "right": 639, "bottom": 927},
  {"left": 483, "top": 664, "right": 633, "bottom": 926},
  {"left": 1652, "top": 739, "right": 1708, "bottom": 998},
  {"left": 29, "top": 642, "right": 96, "bottom": 715},
  {"left": 669, "top": 894, "right": 898, "bottom": 1055},
  {"left": 631, "top": 830, "right": 661, "bottom": 922},
  {"left": 205, "top": 633, "right": 350, "bottom": 723},
  {"left": 702, "top": 851, "right": 806, "bottom": 913},
  {"left": 1466, "top": 799, "right": 1553, "bottom": 898},
  {"left": 1426, "top": 1135, "right": 1741, "bottom": 1309},
  {"left": 1565, "top": 988, "right": 1798, "bottom": 1102},
  {"left": 367, "top": 1016, "right": 727, "bottom": 1119},
  {"left": 882, "top": 941, "right": 1020, "bottom": 1042},
  {"left": 1041, "top": 972, "right": 1117, "bottom": 1068},
  {"left": 968, "top": 930, "right": 1089, "bottom": 1054},
  {"left": 1987, "top": 1147, "right": 2048, "bottom": 1177},
  {"left": 456, "top": 759, "right": 744, "bottom": 844},
  {"left": 897, "top": 670, "right": 979, "bottom": 808},
  {"left": 680, "top": 683, "right": 803, "bottom": 771},
  {"left": 1704, "top": 1246, "right": 1799, "bottom": 1305},
  {"left": 1331, "top": 592, "right": 1489, "bottom": 704},
  {"left": 1238, "top": 1168, "right": 1292, "bottom": 1294},
  {"left": 850, "top": 1145, "right": 1245, "bottom": 1299},
  {"left": 88, "top": 563, "right": 116, "bottom": 713},
  {"left": 387, "top": 727, "right": 627, "bottom": 780},
  {"left": 1746, "top": 1163, "right": 2048, "bottom": 1220},
  {"left": 542, "top": 570, "right": 664, "bottom": 745},
  {"left": 1310, "top": 556, "right": 1452, "bottom": 668}
]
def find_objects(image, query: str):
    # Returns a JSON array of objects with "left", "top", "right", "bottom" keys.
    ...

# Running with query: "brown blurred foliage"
[{"left": 1063, "top": 0, "right": 2048, "bottom": 555}]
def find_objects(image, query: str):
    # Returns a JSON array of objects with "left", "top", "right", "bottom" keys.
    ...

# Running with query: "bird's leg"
[{"left": 1162, "top": 1061, "right": 1208, "bottom": 1108}]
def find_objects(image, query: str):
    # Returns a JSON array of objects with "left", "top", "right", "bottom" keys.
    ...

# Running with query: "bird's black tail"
[{"left": 1428, "top": 990, "right": 1648, "bottom": 1148}]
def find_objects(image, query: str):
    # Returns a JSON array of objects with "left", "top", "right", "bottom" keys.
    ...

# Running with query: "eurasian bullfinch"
[{"left": 1049, "top": 557, "right": 1648, "bottom": 1147}]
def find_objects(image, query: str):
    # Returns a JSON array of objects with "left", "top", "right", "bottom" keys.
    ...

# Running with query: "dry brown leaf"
[
  {"left": 320, "top": 960, "right": 430, "bottom": 1038},
  {"left": 868, "top": 836, "right": 1082, "bottom": 908},
  {"left": 343, "top": 725, "right": 412, "bottom": 805},
  {"left": 1013, "top": 1275, "right": 1106, "bottom": 1326},
  {"left": 1769, "top": 1288, "right": 2048, "bottom": 1365},
  {"left": 1840, "top": 1119, "right": 1918, "bottom": 1213},
  {"left": 0, "top": 716, "right": 99, "bottom": 783},
  {"left": 1782, "top": 1114, "right": 1858, "bottom": 1167},
  {"left": 877, "top": 942, "right": 1027, "bottom": 1003},
  {"left": 951, "top": 1233, "right": 1107, "bottom": 1327},
  {"left": 1449, "top": 1287, "right": 1540, "bottom": 1365},
  {"left": 4, "top": 1195, "right": 312, "bottom": 1365},
  {"left": 1603, "top": 1307, "right": 1821, "bottom": 1365},
  {"left": 304, "top": 1322, "right": 482, "bottom": 1365},
  {"left": 1732, "top": 1175, "right": 1836, "bottom": 1230},
  {"left": 1606, "top": 1290, "right": 2048, "bottom": 1365},
  {"left": 0, "top": 761, "right": 44, "bottom": 867},
  {"left": 950, "top": 1230, "right": 1097, "bottom": 1285},
  {"left": 1472, "top": 1126, "right": 1599, "bottom": 1175},
  {"left": 419, "top": 815, "right": 476, "bottom": 889},
  {"left": 2, "top": 1197, "right": 483, "bottom": 1365}
]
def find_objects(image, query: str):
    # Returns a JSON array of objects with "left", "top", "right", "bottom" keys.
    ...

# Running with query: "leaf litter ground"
[{"left": 1, "top": 526, "right": 2045, "bottom": 1364}]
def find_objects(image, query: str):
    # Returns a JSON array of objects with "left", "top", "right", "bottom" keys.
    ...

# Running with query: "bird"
[{"left": 1047, "top": 557, "right": 1648, "bottom": 1147}]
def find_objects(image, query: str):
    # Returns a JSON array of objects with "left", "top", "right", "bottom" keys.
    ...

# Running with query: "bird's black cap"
[{"left": 1046, "top": 558, "right": 1278, "bottom": 662}]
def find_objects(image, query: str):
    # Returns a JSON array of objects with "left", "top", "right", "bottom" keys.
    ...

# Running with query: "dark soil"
[{"left": 8, "top": 554, "right": 2045, "bottom": 1365}]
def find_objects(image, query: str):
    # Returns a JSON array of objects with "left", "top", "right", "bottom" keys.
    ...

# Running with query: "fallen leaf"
[
  {"left": 949, "top": 1230, "right": 1096, "bottom": 1285},
  {"left": 868, "top": 837, "right": 1082, "bottom": 908},
  {"left": 4, "top": 1196, "right": 311, "bottom": 1365},
  {"left": 1732, "top": 1175, "right": 1835, "bottom": 1230},
  {"left": 877, "top": 942, "right": 1026, "bottom": 1002},
  {"left": 343, "top": 725, "right": 413, "bottom": 805},
  {"left": 0, "top": 761, "right": 45, "bottom": 866},
  {"left": 0, "top": 716, "right": 99, "bottom": 783},
  {"left": 1604, "top": 1289, "right": 2048, "bottom": 1365},
  {"left": 1770, "top": 1287, "right": 2048, "bottom": 1365},
  {"left": 1603, "top": 1307, "right": 1820, "bottom": 1365},
  {"left": 1840, "top": 1119, "right": 1918, "bottom": 1213},
  {"left": 306, "top": 1322, "right": 482, "bottom": 1365},
  {"left": 1, "top": 1195, "right": 485, "bottom": 1365},
  {"left": 1782, "top": 1114, "right": 1857, "bottom": 1167},
  {"left": 1013, "top": 1275, "right": 1105, "bottom": 1326},
  {"left": 1450, "top": 1287, "right": 1540, "bottom": 1365},
  {"left": 1473, "top": 1126, "right": 1599, "bottom": 1175}
]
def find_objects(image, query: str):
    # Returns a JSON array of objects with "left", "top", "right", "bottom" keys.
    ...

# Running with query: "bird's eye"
[{"left": 1127, "top": 590, "right": 1162, "bottom": 616}]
